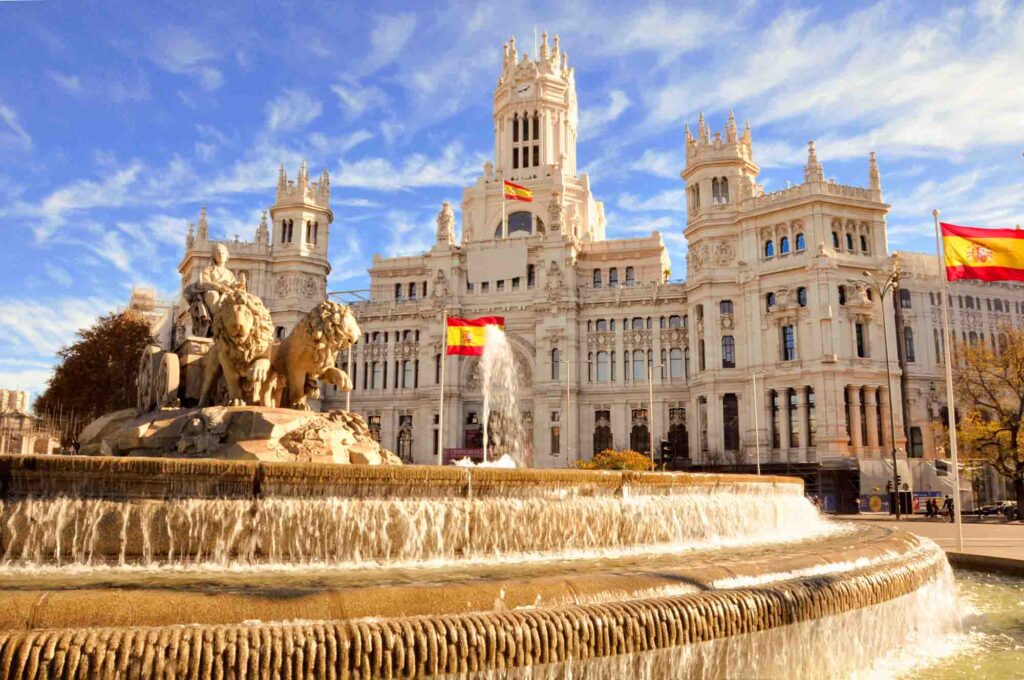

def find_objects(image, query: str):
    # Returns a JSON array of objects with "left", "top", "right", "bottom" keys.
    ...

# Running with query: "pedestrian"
[
  {"left": 927, "top": 498, "right": 936, "bottom": 518},
  {"left": 942, "top": 495, "right": 954, "bottom": 523}
]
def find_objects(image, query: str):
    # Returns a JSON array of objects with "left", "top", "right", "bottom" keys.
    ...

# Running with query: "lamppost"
[
  {"left": 559, "top": 355, "right": 573, "bottom": 464},
  {"left": 850, "top": 260, "right": 903, "bottom": 519},
  {"left": 648, "top": 362, "right": 665, "bottom": 466}
]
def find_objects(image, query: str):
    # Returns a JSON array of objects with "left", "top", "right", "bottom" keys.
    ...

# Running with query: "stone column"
[
  {"left": 864, "top": 387, "right": 880, "bottom": 455},
  {"left": 879, "top": 386, "right": 893, "bottom": 454},
  {"left": 795, "top": 386, "right": 809, "bottom": 463},
  {"left": 779, "top": 388, "right": 791, "bottom": 456},
  {"left": 847, "top": 385, "right": 864, "bottom": 455}
]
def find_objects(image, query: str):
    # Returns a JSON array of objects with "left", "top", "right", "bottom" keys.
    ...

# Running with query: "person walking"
[{"left": 942, "top": 495, "right": 955, "bottom": 523}]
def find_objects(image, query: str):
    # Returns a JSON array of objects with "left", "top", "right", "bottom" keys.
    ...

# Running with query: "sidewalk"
[{"left": 840, "top": 514, "right": 1024, "bottom": 574}]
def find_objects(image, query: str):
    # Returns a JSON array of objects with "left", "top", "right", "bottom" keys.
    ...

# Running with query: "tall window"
[
  {"left": 781, "top": 325, "right": 796, "bottom": 361},
  {"left": 780, "top": 236, "right": 790, "bottom": 254},
  {"left": 633, "top": 350, "right": 646, "bottom": 381},
  {"left": 402, "top": 360, "right": 414, "bottom": 388},
  {"left": 856, "top": 322, "right": 867, "bottom": 358},
  {"left": 593, "top": 269, "right": 602, "bottom": 288},
  {"left": 903, "top": 327, "right": 916, "bottom": 362},
  {"left": 765, "top": 240, "right": 774, "bottom": 258},
  {"left": 720, "top": 299, "right": 733, "bottom": 315},
  {"left": 683, "top": 348, "right": 690, "bottom": 378},
  {"left": 551, "top": 348, "right": 561, "bottom": 380},
  {"left": 668, "top": 315, "right": 681, "bottom": 328},
  {"left": 435, "top": 354, "right": 442, "bottom": 383},
  {"left": 394, "top": 283, "right": 402, "bottom": 300},
  {"left": 596, "top": 351, "right": 610, "bottom": 382},
  {"left": 625, "top": 266, "right": 635, "bottom": 286},
  {"left": 838, "top": 285, "right": 847, "bottom": 305},
  {"left": 788, "top": 389, "right": 799, "bottom": 448},
  {"left": 909, "top": 427, "right": 924, "bottom": 458},
  {"left": 846, "top": 233, "right": 855, "bottom": 251},
  {"left": 527, "top": 264, "right": 536, "bottom": 288},
  {"left": 596, "top": 319, "right": 608, "bottom": 332},
  {"left": 594, "top": 410, "right": 613, "bottom": 452},
  {"left": 832, "top": 231, "right": 840, "bottom": 248},
  {"left": 632, "top": 317, "right": 644, "bottom": 330},
  {"left": 797, "top": 286, "right": 808, "bottom": 307},
  {"left": 698, "top": 340, "right": 706, "bottom": 371},
  {"left": 372, "top": 361, "right": 382, "bottom": 389},
  {"left": 722, "top": 335, "right": 735, "bottom": 368},
  {"left": 860, "top": 235, "right": 869, "bottom": 253},
  {"left": 609, "top": 268, "right": 619, "bottom": 288},
  {"left": 723, "top": 394, "right": 739, "bottom": 451},
  {"left": 408, "top": 282, "right": 417, "bottom": 300},
  {"left": 397, "top": 415, "right": 413, "bottom": 463},
  {"left": 795, "top": 233, "right": 806, "bottom": 250},
  {"left": 550, "top": 418, "right": 560, "bottom": 455},
  {"left": 770, "top": 390, "right": 780, "bottom": 448},
  {"left": 807, "top": 388, "right": 816, "bottom": 448},
  {"left": 766, "top": 292, "right": 776, "bottom": 311}
]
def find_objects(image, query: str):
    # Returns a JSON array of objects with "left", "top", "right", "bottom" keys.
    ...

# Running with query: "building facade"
[{"left": 328, "top": 34, "right": 1023, "bottom": 509}]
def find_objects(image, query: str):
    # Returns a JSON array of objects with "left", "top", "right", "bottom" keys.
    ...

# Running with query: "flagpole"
[
  {"left": 502, "top": 185, "right": 508, "bottom": 239},
  {"left": 438, "top": 309, "right": 447, "bottom": 466},
  {"left": 933, "top": 209, "right": 965, "bottom": 551}
]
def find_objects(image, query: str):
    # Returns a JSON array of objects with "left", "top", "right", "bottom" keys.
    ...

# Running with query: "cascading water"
[{"left": 479, "top": 324, "right": 528, "bottom": 466}]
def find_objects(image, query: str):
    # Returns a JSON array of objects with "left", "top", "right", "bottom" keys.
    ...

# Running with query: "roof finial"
[
  {"left": 868, "top": 151, "right": 881, "bottom": 193},
  {"left": 804, "top": 141, "right": 824, "bottom": 183},
  {"left": 726, "top": 110, "right": 738, "bottom": 143}
]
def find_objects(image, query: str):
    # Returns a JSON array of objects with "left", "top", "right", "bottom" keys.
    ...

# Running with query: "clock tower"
[{"left": 493, "top": 33, "right": 578, "bottom": 180}]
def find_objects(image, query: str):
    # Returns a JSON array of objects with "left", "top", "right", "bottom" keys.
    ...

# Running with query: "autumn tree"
[
  {"left": 952, "top": 328, "right": 1024, "bottom": 520},
  {"left": 34, "top": 311, "right": 154, "bottom": 442}
]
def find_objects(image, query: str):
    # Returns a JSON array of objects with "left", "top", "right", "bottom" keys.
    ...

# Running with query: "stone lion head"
[
  {"left": 301, "top": 300, "right": 361, "bottom": 368},
  {"left": 211, "top": 286, "right": 274, "bottom": 365}
]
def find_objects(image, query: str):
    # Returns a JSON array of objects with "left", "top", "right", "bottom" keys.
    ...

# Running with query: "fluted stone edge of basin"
[
  {"left": 0, "top": 454, "right": 802, "bottom": 501},
  {"left": 0, "top": 539, "right": 946, "bottom": 679}
]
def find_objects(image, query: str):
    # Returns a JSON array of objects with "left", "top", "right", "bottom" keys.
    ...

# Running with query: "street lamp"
[
  {"left": 559, "top": 356, "right": 573, "bottom": 464},
  {"left": 648, "top": 362, "right": 665, "bottom": 466},
  {"left": 850, "top": 260, "right": 903, "bottom": 519}
]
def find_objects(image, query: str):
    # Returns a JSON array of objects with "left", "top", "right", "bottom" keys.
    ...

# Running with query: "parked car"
[{"left": 1000, "top": 501, "right": 1019, "bottom": 521}]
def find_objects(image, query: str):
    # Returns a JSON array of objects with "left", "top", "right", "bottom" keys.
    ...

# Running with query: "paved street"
[{"left": 844, "top": 514, "right": 1024, "bottom": 561}]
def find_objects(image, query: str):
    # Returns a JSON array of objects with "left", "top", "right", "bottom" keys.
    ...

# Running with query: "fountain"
[
  {"left": 0, "top": 285, "right": 963, "bottom": 678},
  {"left": 478, "top": 325, "right": 528, "bottom": 467}
]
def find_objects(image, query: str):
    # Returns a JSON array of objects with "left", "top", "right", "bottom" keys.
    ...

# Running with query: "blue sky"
[{"left": 0, "top": 0, "right": 1022, "bottom": 400}]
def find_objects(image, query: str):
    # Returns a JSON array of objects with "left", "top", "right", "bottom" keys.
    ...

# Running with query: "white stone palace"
[{"left": 143, "top": 33, "right": 1022, "bottom": 508}]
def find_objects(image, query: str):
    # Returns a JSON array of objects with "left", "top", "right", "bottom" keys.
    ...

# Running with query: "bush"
[{"left": 576, "top": 448, "right": 655, "bottom": 471}]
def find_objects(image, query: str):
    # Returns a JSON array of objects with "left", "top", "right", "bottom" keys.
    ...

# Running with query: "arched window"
[
  {"left": 712, "top": 177, "right": 720, "bottom": 204},
  {"left": 668, "top": 315, "right": 681, "bottom": 328},
  {"left": 720, "top": 177, "right": 728, "bottom": 203},
  {"left": 512, "top": 112, "right": 519, "bottom": 142},
  {"left": 838, "top": 285, "right": 847, "bottom": 305},
  {"left": 402, "top": 360, "right": 414, "bottom": 388},
  {"left": 797, "top": 286, "right": 808, "bottom": 307},
  {"left": 496, "top": 211, "right": 533, "bottom": 237},
  {"left": 682, "top": 314, "right": 689, "bottom": 330},
  {"left": 394, "top": 283, "right": 402, "bottom": 300},
  {"left": 846, "top": 233, "right": 855, "bottom": 251},
  {"left": 408, "top": 282, "right": 417, "bottom": 299},
  {"left": 860, "top": 235, "right": 869, "bottom": 253},
  {"left": 698, "top": 340, "right": 706, "bottom": 371},
  {"left": 795, "top": 233, "right": 805, "bottom": 250},
  {"left": 683, "top": 348, "right": 690, "bottom": 378},
  {"left": 832, "top": 231, "right": 840, "bottom": 249},
  {"left": 780, "top": 237, "right": 790, "bottom": 254},
  {"left": 722, "top": 336, "right": 735, "bottom": 368},
  {"left": 551, "top": 348, "right": 560, "bottom": 380},
  {"left": 720, "top": 299, "right": 733, "bottom": 315},
  {"left": 533, "top": 112, "right": 539, "bottom": 141},
  {"left": 609, "top": 268, "right": 619, "bottom": 288},
  {"left": 903, "top": 327, "right": 915, "bottom": 362},
  {"left": 766, "top": 292, "right": 776, "bottom": 311},
  {"left": 625, "top": 266, "right": 635, "bottom": 286},
  {"left": 669, "top": 348, "right": 683, "bottom": 379},
  {"left": 632, "top": 317, "right": 644, "bottom": 330},
  {"left": 765, "top": 240, "right": 774, "bottom": 258},
  {"left": 593, "top": 269, "right": 602, "bottom": 288},
  {"left": 596, "top": 319, "right": 608, "bottom": 332}
]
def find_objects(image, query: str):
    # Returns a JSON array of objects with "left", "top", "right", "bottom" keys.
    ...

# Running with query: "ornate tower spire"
[
  {"left": 197, "top": 206, "right": 209, "bottom": 240},
  {"left": 297, "top": 160, "right": 309, "bottom": 189},
  {"left": 684, "top": 123, "right": 694, "bottom": 145},
  {"left": 186, "top": 222, "right": 195, "bottom": 248},
  {"left": 256, "top": 210, "right": 269, "bottom": 245},
  {"left": 742, "top": 119, "right": 752, "bottom": 147},
  {"left": 804, "top": 141, "right": 824, "bottom": 183},
  {"left": 725, "top": 111, "right": 738, "bottom": 144},
  {"left": 540, "top": 31, "right": 550, "bottom": 59},
  {"left": 869, "top": 151, "right": 881, "bottom": 193},
  {"left": 697, "top": 112, "right": 709, "bottom": 143}
]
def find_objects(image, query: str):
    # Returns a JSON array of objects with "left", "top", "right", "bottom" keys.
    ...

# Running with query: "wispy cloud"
[
  {"left": 0, "top": 103, "right": 31, "bottom": 149},
  {"left": 335, "top": 142, "right": 484, "bottom": 191},
  {"left": 359, "top": 13, "right": 417, "bottom": 76},
  {"left": 579, "top": 90, "right": 631, "bottom": 141},
  {"left": 266, "top": 89, "right": 323, "bottom": 132},
  {"left": 149, "top": 27, "right": 223, "bottom": 90}
]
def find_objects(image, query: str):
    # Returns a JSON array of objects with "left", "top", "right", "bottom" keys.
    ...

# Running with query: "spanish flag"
[
  {"left": 503, "top": 180, "right": 533, "bottom": 202},
  {"left": 446, "top": 316, "right": 506, "bottom": 356},
  {"left": 941, "top": 223, "right": 1024, "bottom": 282}
]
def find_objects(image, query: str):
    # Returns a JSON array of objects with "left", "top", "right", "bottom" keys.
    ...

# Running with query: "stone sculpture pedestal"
[{"left": 78, "top": 406, "right": 401, "bottom": 465}]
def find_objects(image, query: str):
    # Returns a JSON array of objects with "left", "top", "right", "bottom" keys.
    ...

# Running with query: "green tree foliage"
[
  {"left": 34, "top": 311, "right": 153, "bottom": 441},
  {"left": 952, "top": 329, "right": 1024, "bottom": 520}
]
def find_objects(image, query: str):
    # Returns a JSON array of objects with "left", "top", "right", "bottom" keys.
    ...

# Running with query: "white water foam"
[{"left": 479, "top": 325, "right": 527, "bottom": 466}]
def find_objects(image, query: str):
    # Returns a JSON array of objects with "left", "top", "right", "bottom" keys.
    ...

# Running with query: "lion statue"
[
  {"left": 271, "top": 300, "right": 360, "bottom": 410},
  {"left": 198, "top": 284, "right": 275, "bottom": 407}
]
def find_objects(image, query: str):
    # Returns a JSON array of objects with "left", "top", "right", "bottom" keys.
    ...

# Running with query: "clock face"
[{"left": 515, "top": 84, "right": 532, "bottom": 99}]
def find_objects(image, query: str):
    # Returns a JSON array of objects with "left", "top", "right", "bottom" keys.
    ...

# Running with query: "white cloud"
[
  {"left": 33, "top": 162, "right": 143, "bottom": 240},
  {"left": 195, "top": 142, "right": 217, "bottom": 162},
  {"left": 382, "top": 210, "right": 434, "bottom": 257},
  {"left": 331, "top": 80, "right": 389, "bottom": 119},
  {"left": 360, "top": 13, "right": 417, "bottom": 75},
  {"left": 265, "top": 89, "right": 323, "bottom": 132},
  {"left": 0, "top": 103, "right": 31, "bottom": 149},
  {"left": 618, "top": 189, "right": 685, "bottom": 212},
  {"left": 0, "top": 296, "right": 118, "bottom": 358},
  {"left": 579, "top": 90, "right": 631, "bottom": 140},
  {"left": 335, "top": 143, "right": 484, "bottom": 191},
  {"left": 48, "top": 71, "right": 82, "bottom": 92},
  {"left": 627, "top": 149, "right": 681, "bottom": 178},
  {"left": 149, "top": 27, "right": 223, "bottom": 90},
  {"left": 43, "top": 263, "right": 73, "bottom": 287}
]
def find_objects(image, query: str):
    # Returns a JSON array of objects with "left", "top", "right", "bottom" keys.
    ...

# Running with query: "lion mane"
[
  {"left": 300, "top": 300, "right": 358, "bottom": 371},
  {"left": 210, "top": 287, "right": 274, "bottom": 366}
]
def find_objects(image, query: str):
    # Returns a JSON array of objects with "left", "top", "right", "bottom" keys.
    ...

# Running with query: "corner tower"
[{"left": 681, "top": 112, "right": 759, "bottom": 226}]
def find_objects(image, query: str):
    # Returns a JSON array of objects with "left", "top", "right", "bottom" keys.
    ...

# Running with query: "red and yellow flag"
[
  {"left": 446, "top": 316, "right": 505, "bottom": 356},
  {"left": 941, "top": 223, "right": 1024, "bottom": 282},
  {"left": 503, "top": 180, "right": 533, "bottom": 202}
]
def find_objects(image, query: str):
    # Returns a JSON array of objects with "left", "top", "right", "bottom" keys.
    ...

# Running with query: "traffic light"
[
  {"left": 659, "top": 441, "right": 672, "bottom": 464},
  {"left": 885, "top": 480, "right": 893, "bottom": 493},
  {"left": 895, "top": 474, "right": 902, "bottom": 488}
]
